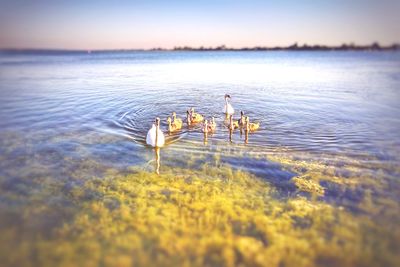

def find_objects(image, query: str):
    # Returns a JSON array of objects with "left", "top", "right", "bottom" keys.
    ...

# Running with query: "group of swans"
[{"left": 146, "top": 94, "right": 260, "bottom": 148}]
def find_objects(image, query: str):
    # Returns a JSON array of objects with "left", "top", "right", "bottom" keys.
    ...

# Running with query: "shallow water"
[
  {"left": 1, "top": 51, "right": 400, "bottom": 170},
  {"left": 0, "top": 51, "right": 399, "bottom": 266}
]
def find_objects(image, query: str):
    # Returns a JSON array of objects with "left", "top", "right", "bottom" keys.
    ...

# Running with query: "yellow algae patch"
[
  {"left": 267, "top": 152, "right": 391, "bottom": 194},
  {"left": 0, "top": 164, "right": 399, "bottom": 267},
  {"left": 293, "top": 174, "right": 325, "bottom": 196}
]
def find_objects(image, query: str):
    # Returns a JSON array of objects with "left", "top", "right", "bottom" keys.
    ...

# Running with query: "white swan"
[
  {"left": 224, "top": 94, "right": 234, "bottom": 115},
  {"left": 146, "top": 117, "right": 165, "bottom": 147}
]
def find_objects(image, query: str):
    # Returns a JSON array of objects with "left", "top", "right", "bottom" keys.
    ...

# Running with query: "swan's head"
[
  {"left": 241, "top": 111, "right": 244, "bottom": 116},
  {"left": 172, "top": 112, "right": 176, "bottom": 118},
  {"left": 190, "top": 107, "right": 195, "bottom": 113},
  {"left": 245, "top": 116, "right": 249, "bottom": 122},
  {"left": 155, "top": 117, "right": 160, "bottom": 126},
  {"left": 167, "top": 117, "right": 172, "bottom": 124},
  {"left": 224, "top": 94, "right": 231, "bottom": 99},
  {"left": 212, "top": 117, "right": 215, "bottom": 124}
]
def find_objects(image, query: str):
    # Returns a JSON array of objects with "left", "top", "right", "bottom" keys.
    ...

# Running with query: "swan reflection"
[
  {"left": 245, "top": 129, "right": 249, "bottom": 144},
  {"left": 155, "top": 147, "right": 160, "bottom": 175}
]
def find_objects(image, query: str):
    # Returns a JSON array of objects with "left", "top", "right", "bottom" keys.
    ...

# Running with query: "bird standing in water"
[
  {"left": 245, "top": 116, "right": 260, "bottom": 132},
  {"left": 202, "top": 119, "right": 209, "bottom": 133},
  {"left": 167, "top": 117, "right": 182, "bottom": 132},
  {"left": 209, "top": 117, "right": 217, "bottom": 132},
  {"left": 146, "top": 117, "right": 165, "bottom": 147},
  {"left": 229, "top": 115, "right": 239, "bottom": 130},
  {"left": 187, "top": 107, "right": 204, "bottom": 124},
  {"left": 224, "top": 94, "right": 234, "bottom": 116},
  {"left": 172, "top": 112, "right": 183, "bottom": 128},
  {"left": 238, "top": 111, "right": 246, "bottom": 127}
]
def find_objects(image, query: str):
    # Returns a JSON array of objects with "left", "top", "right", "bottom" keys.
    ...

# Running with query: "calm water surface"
[
  {"left": 0, "top": 51, "right": 399, "bottom": 266},
  {"left": 1, "top": 51, "right": 399, "bottom": 177}
]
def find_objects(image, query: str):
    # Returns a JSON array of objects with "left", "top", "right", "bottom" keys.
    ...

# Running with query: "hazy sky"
[{"left": 0, "top": 0, "right": 399, "bottom": 49}]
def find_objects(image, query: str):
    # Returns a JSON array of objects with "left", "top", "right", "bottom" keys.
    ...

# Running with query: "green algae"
[{"left": 1, "top": 162, "right": 399, "bottom": 267}]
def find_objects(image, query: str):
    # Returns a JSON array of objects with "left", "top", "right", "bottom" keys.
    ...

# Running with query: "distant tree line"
[
  {"left": 2, "top": 42, "right": 399, "bottom": 53},
  {"left": 151, "top": 42, "right": 399, "bottom": 51}
]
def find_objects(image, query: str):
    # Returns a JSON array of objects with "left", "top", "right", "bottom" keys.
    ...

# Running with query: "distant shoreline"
[
  {"left": 167, "top": 43, "right": 400, "bottom": 52},
  {"left": 1, "top": 43, "right": 399, "bottom": 53}
]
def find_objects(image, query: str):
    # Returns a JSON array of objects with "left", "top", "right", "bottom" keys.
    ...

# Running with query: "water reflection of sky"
[{"left": 0, "top": 51, "right": 399, "bottom": 180}]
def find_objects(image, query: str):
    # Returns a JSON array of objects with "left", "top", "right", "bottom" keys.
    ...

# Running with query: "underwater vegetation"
[
  {"left": 1, "top": 155, "right": 399, "bottom": 267},
  {"left": 0, "top": 131, "right": 399, "bottom": 267}
]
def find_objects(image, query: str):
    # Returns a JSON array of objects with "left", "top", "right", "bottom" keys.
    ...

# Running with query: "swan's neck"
[
  {"left": 155, "top": 124, "right": 159, "bottom": 147},
  {"left": 167, "top": 121, "right": 171, "bottom": 132}
]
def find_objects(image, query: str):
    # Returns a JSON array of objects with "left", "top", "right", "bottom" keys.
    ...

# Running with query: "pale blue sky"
[{"left": 0, "top": 0, "right": 399, "bottom": 49}]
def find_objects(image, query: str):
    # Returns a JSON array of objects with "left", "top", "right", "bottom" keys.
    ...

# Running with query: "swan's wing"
[
  {"left": 146, "top": 125, "right": 156, "bottom": 146},
  {"left": 227, "top": 104, "right": 234, "bottom": 115},
  {"left": 224, "top": 104, "right": 234, "bottom": 114}
]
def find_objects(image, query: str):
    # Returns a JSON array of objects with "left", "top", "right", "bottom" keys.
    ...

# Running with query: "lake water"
[{"left": 0, "top": 51, "right": 399, "bottom": 266}]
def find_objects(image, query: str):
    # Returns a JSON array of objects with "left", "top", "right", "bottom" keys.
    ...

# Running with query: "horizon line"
[{"left": 1, "top": 42, "right": 399, "bottom": 53}]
